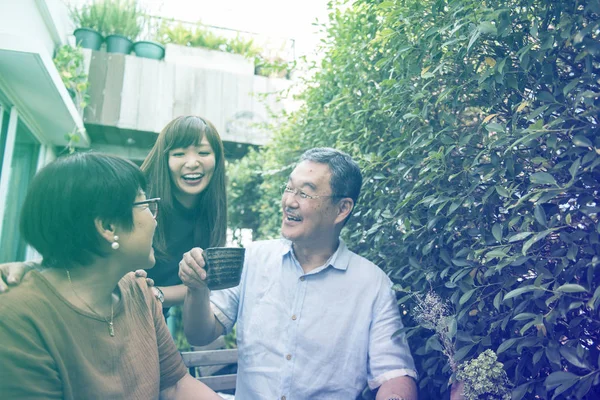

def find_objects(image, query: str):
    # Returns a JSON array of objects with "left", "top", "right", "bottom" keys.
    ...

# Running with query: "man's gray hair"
[{"left": 299, "top": 147, "right": 362, "bottom": 204}]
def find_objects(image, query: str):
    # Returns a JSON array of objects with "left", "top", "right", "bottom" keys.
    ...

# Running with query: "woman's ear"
[
  {"left": 94, "top": 218, "right": 116, "bottom": 244},
  {"left": 335, "top": 198, "right": 354, "bottom": 225}
]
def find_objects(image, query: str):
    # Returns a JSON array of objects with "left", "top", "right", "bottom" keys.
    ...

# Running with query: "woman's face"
[
  {"left": 167, "top": 136, "right": 216, "bottom": 208},
  {"left": 118, "top": 192, "right": 158, "bottom": 269}
]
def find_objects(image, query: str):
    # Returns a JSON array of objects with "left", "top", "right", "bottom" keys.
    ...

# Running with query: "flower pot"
[
  {"left": 133, "top": 41, "right": 165, "bottom": 60},
  {"left": 73, "top": 28, "right": 103, "bottom": 51},
  {"left": 105, "top": 34, "right": 133, "bottom": 54}
]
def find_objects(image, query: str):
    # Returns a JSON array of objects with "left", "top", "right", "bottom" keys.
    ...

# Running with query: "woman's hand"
[
  {"left": 0, "top": 262, "right": 36, "bottom": 293},
  {"left": 179, "top": 247, "right": 208, "bottom": 290}
]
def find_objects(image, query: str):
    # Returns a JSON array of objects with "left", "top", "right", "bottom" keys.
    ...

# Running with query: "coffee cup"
[{"left": 203, "top": 247, "right": 245, "bottom": 290}]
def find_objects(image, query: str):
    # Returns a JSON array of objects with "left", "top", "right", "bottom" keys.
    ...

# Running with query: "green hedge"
[{"left": 227, "top": 0, "right": 600, "bottom": 398}]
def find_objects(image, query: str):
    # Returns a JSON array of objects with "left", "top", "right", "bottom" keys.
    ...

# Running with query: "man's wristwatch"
[{"left": 152, "top": 287, "right": 165, "bottom": 304}]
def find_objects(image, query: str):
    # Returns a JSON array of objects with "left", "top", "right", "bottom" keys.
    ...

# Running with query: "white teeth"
[
  {"left": 287, "top": 215, "right": 301, "bottom": 222},
  {"left": 183, "top": 173, "right": 203, "bottom": 180}
]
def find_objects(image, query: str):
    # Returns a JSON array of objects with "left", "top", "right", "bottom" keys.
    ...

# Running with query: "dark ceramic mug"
[{"left": 203, "top": 247, "right": 246, "bottom": 290}]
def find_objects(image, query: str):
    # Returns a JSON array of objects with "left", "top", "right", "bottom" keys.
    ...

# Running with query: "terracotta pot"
[{"left": 450, "top": 381, "right": 465, "bottom": 400}]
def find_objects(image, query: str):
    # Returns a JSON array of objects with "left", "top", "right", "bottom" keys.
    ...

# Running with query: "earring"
[{"left": 111, "top": 235, "right": 120, "bottom": 250}]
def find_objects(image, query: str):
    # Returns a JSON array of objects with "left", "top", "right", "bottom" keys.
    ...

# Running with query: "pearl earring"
[{"left": 111, "top": 235, "right": 120, "bottom": 250}]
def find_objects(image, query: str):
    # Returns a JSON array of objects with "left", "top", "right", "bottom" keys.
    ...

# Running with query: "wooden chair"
[{"left": 181, "top": 336, "right": 238, "bottom": 392}]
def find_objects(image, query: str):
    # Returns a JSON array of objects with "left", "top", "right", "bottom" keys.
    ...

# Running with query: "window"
[
  {"left": 0, "top": 119, "right": 40, "bottom": 262},
  {"left": 0, "top": 106, "right": 9, "bottom": 177}
]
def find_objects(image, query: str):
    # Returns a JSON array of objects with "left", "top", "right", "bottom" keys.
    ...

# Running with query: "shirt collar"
[{"left": 280, "top": 238, "right": 351, "bottom": 271}]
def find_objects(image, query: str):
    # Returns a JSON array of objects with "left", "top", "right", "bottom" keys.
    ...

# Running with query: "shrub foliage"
[{"left": 227, "top": 0, "right": 600, "bottom": 398}]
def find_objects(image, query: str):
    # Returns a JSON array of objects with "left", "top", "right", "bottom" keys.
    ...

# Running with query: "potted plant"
[
  {"left": 70, "top": 1, "right": 107, "bottom": 50},
  {"left": 102, "top": 0, "right": 144, "bottom": 54},
  {"left": 132, "top": 15, "right": 165, "bottom": 60}
]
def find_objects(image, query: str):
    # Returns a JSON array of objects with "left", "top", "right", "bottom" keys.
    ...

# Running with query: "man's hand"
[
  {"left": 0, "top": 262, "right": 35, "bottom": 293},
  {"left": 178, "top": 247, "right": 208, "bottom": 290}
]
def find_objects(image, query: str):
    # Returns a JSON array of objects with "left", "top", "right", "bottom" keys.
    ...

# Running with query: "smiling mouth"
[
  {"left": 182, "top": 173, "right": 204, "bottom": 181},
  {"left": 285, "top": 213, "right": 302, "bottom": 222}
]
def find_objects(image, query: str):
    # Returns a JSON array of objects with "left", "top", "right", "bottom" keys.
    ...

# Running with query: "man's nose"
[{"left": 283, "top": 191, "right": 299, "bottom": 207}]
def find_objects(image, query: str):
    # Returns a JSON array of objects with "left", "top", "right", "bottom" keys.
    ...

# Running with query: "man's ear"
[
  {"left": 335, "top": 198, "right": 354, "bottom": 225},
  {"left": 94, "top": 218, "right": 116, "bottom": 244}
]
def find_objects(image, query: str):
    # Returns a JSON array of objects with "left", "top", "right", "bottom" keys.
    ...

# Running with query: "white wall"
[
  {"left": 0, "top": 0, "right": 72, "bottom": 58},
  {"left": 165, "top": 44, "right": 255, "bottom": 76}
]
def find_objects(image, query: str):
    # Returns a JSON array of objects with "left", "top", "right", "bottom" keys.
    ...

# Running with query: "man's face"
[{"left": 280, "top": 161, "right": 341, "bottom": 246}]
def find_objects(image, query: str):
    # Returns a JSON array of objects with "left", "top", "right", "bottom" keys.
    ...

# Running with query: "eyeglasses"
[
  {"left": 281, "top": 184, "right": 345, "bottom": 201},
  {"left": 133, "top": 198, "right": 160, "bottom": 218}
]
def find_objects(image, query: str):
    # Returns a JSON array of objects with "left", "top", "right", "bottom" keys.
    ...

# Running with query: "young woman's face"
[{"left": 167, "top": 136, "right": 216, "bottom": 207}]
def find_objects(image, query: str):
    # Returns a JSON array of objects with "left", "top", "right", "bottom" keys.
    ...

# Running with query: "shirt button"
[
  {"left": 292, "top": 315, "right": 297, "bottom": 320},
  {"left": 300, "top": 276, "right": 305, "bottom": 281},
  {"left": 286, "top": 354, "right": 292, "bottom": 360}
]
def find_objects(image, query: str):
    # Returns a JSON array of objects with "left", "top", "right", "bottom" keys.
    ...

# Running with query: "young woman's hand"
[
  {"left": 178, "top": 247, "right": 209, "bottom": 290},
  {"left": 134, "top": 269, "right": 155, "bottom": 287},
  {"left": 0, "top": 261, "right": 36, "bottom": 292}
]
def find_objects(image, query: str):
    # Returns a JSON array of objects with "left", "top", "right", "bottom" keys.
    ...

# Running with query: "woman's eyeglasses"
[{"left": 133, "top": 198, "right": 160, "bottom": 218}]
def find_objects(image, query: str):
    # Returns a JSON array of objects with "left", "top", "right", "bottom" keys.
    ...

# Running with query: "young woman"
[
  {"left": 0, "top": 116, "right": 228, "bottom": 316},
  {"left": 0, "top": 152, "right": 220, "bottom": 399},
  {"left": 141, "top": 115, "right": 227, "bottom": 313}
]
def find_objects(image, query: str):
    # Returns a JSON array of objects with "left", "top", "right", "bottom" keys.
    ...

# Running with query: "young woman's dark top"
[{"left": 146, "top": 200, "right": 209, "bottom": 315}]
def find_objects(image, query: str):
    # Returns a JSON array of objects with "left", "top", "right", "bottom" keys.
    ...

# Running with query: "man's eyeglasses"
[
  {"left": 281, "top": 184, "right": 345, "bottom": 201},
  {"left": 133, "top": 198, "right": 160, "bottom": 218}
]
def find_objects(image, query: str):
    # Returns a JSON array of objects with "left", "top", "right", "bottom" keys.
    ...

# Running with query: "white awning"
[{"left": 0, "top": 33, "right": 89, "bottom": 147}]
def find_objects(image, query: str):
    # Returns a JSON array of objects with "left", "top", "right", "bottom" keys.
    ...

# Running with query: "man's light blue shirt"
[{"left": 210, "top": 239, "right": 417, "bottom": 400}]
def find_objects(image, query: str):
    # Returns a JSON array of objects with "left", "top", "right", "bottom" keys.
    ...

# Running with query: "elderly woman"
[{"left": 0, "top": 153, "right": 220, "bottom": 399}]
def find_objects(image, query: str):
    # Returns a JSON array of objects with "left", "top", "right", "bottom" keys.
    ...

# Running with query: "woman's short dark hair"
[{"left": 20, "top": 152, "right": 146, "bottom": 268}]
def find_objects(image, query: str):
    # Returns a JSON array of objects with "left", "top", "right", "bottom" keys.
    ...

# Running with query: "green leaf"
[
  {"left": 485, "top": 249, "right": 508, "bottom": 259},
  {"left": 559, "top": 346, "right": 590, "bottom": 370},
  {"left": 426, "top": 334, "right": 443, "bottom": 352},
  {"left": 492, "top": 223, "right": 502, "bottom": 242},
  {"left": 537, "top": 91, "right": 555, "bottom": 102},
  {"left": 504, "top": 285, "right": 543, "bottom": 301},
  {"left": 534, "top": 205, "right": 547, "bottom": 227},
  {"left": 530, "top": 172, "right": 557, "bottom": 185},
  {"left": 459, "top": 288, "right": 476, "bottom": 305},
  {"left": 454, "top": 343, "right": 475, "bottom": 362},
  {"left": 572, "top": 135, "right": 592, "bottom": 148},
  {"left": 493, "top": 291, "right": 502, "bottom": 310},
  {"left": 497, "top": 337, "right": 518, "bottom": 354},
  {"left": 495, "top": 185, "right": 510, "bottom": 198},
  {"left": 478, "top": 21, "right": 497, "bottom": 35},
  {"left": 508, "top": 232, "right": 533, "bottom": 242},
  {"left": 522, "top": 230, "right": 552, "bottom": 255},
  {"left": 448, "top": 202, "right": 460, "bottom": 215},
  {"left": 556, "top": 284, "right": 587, "bottom": 293},
  {"left": 569, "top": 158, "right": 581, "bottom": 179},
  {"left": 513, "top": 312, "right": 537, "bottom": 321},
  {"left": 448, "top": 317, "right": 457, "bottom": 339},
  {"left": 512, "top": 383, "right": 532, "bottom": 400},
  {"left": 545, "top": 371, "right": 579, "bottom": 390},
  {"left": 485, "top": 122, "right": 505, "bottom": 132},
  {"left": 563, "top": 79, "right": 579, "bottom": 96}
]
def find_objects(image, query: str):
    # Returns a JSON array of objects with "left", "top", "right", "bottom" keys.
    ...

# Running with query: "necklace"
[{"left": 65, "top": 270, "right": 115, "bottom": 337}]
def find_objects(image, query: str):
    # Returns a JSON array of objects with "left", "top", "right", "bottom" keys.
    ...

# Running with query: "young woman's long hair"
[{"left": 141, "top": 116, "right": 227, "bottom": 257}]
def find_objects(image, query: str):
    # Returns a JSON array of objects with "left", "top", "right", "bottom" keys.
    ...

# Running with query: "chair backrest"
[{"left": 181, "top": 337, "right": 238, "bottom": 392}]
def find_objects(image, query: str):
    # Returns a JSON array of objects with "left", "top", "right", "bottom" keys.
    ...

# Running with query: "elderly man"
[{"left": 180, "top": 148, "right": 418, "bottom": 400}]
